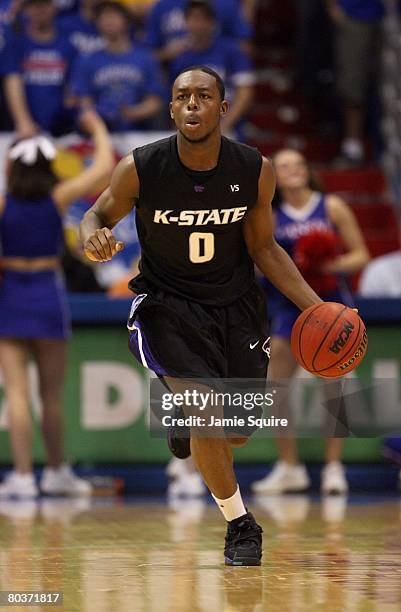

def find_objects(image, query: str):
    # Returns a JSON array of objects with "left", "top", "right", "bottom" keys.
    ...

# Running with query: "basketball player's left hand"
[{"left": 83, "top": 227, "right": 125, "bottom": 262}]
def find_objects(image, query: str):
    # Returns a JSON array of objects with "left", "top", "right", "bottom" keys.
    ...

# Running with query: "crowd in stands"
[
  {"left": 0, "top": 0, "right": 254, "bottom": 136},
  {"left": 0, "top": 0, "right": 394, "bottom": 161}
]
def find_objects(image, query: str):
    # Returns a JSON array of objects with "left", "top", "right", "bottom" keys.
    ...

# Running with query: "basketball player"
[{"left": 80, "top": 66, "right": 323, "bottom": 566}]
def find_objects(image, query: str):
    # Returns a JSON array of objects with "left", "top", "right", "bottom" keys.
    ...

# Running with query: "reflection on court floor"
[{"left": 0, "top": 495, "right": 400, "bottom": 611}]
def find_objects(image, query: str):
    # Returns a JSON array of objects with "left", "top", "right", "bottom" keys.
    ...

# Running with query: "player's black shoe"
[
  {"left": 224, "top": 512, "right": 263, "bottom": 566},
  {"left": 167, "top": 405, "right": 191, "bottom": 459}
]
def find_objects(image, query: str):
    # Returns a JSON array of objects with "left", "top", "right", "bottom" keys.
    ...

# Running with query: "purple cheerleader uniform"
[{"left": 0, "top": 194, "right": 71, "bottom": 339}]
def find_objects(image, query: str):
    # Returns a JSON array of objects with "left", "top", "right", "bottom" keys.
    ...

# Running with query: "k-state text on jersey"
[{"left": 153, "top": 207, "right": 248, "bottom": 226}]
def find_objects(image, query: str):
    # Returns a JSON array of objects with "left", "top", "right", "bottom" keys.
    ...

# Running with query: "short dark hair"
[
  {"left": 174, "top": 65, "right": 225, "bottom": 100},
  {"left": 93, "top": 1, "right": 132, "bottom": 24},
  {"left": 7, "top": 145, "right": 58, "bottom": 201},
  {"left": 184, "top": 0, "right": 216, "bottom": 19}
]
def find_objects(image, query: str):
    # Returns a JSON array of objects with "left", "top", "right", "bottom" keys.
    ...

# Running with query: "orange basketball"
[{"left": 291, "top": 302, "right": 368, "bottom": 377}]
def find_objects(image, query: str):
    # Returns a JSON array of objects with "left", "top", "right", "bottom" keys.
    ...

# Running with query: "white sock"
[{"left": 212, "top": 485, "right": 247, "bottom": 522}]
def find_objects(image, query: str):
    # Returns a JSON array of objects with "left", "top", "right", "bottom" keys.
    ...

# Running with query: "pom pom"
[{"left": 294, "top": 228, "right": 341, "bottom": 296}]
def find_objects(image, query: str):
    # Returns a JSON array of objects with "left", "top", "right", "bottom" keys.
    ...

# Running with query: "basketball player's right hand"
[{"left": 83, "top": 228, "right": 125, "bottom": 262}]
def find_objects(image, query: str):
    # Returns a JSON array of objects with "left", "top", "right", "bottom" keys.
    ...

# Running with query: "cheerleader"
[
  {"left": 0, "top": 110, "right": 114, "bottom": 498},
  {"left": 251, "top": 148, "right": 370, "bottom": 495}
]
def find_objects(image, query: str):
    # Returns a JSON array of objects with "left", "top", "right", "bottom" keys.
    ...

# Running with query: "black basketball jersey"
[{"left": 130, "top": 135, "right": 262, "bottom": 305}]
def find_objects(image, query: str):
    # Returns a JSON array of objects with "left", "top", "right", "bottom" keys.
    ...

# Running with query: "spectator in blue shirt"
[
  {"left": 144, "top": 0, "right": 251, "bottom": 62},
  {"left": 170, "top": 0, "right": 254, "bottom": 135},
  {"left": 57, "top": 0, "right": 104, "bottom": 55},
  {"left": 71, "top": 1, "right": 163, "bottom": 131},
  {"left": 0, "top": 0, "right": 20, "bottom": 130},
  {"left": 326, "top": 0, "right": 385, "bottom": 165},
  {"left": 2, "top": 0, "right": 76, "bottom": 137}
]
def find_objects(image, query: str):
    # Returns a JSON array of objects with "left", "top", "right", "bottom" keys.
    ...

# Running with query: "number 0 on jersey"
[{"left": 189, "top": 232, "right": 215, "bottom": 263}]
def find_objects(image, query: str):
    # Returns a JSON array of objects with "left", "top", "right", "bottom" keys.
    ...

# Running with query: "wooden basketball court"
[{"left": 0, "top": 495, "right": 400, "bottom": 611}]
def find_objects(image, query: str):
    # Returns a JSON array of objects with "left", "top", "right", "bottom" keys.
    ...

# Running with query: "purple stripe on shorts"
[{"left": 128, "top": 320, "right": 168, "bottom": 376}]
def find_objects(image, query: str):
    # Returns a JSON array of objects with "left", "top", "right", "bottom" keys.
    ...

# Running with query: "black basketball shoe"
[
  {"left": 224, "top": 512, "right": 263, "bottom": 566},
  {"left": 167, "top": 404, "right": 191, "bottom": 459}
]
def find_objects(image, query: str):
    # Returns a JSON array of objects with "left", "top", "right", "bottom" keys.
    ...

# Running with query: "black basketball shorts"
[{"left": 127, "top": 281, "right": 270, "bottom": 381}]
